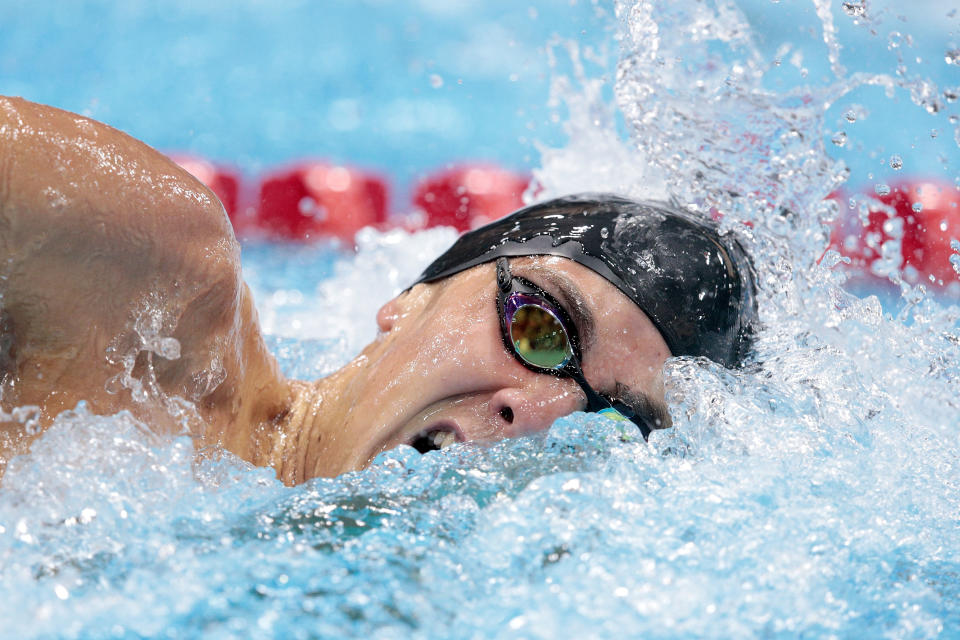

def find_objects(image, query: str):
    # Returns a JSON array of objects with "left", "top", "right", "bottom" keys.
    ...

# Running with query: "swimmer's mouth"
[{"left": 408, "top": 424, "right": 464, "bottom": 454}]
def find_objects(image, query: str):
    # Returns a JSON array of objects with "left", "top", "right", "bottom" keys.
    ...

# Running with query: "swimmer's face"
[{"left": 313, "top": 256, "right": 672, "bottom": 475}]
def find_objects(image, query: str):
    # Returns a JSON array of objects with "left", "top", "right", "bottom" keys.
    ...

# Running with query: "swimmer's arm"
[{"left": 0, "top": 96, "right": 286, "bottom": 452}]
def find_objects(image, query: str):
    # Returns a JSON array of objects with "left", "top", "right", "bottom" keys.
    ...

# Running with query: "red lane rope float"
[
  {"left": 172, "top": 153, "right": 958, "bottom": 288},
  {"left": 829, "top": 180, "right": 960, "bottom": 288},
  {"left": 254, "top": 162, "right": 389, "bottom": 242},
  {"left": 412, "top": 165, "right": 530, "bottom": 231}
]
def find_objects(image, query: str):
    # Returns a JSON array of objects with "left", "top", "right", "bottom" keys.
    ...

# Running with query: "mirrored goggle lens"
[{"left": 509, "top": 303, "right": 573, "bottom": 369}]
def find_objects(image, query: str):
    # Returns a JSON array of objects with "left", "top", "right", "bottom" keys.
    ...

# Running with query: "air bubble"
[
  {"left": 874, "top": 183, "right": 891, "bottom": 196},
  {"left": 844, "top": 110, "right": 857, "bottom": 123},
  {"left": 831, "top": 131, "right": 847, "bottom": 147},
  {"left": 946, "top": 49, "right": 960, "bottom": 66},
  {"left": 889, "top": 155, "right": 903, "bottom": 170},
  {"left": 912, "top": 202, "right": 923, "bottom": 213}
]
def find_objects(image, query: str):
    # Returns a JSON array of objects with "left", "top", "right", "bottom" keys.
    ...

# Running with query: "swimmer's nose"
[{"left": 488, "top": 383, "right": 582, "bottom": 438}]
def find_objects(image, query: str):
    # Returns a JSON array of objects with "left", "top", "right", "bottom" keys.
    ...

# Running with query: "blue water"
[
  {"left": 0, "top": 0, "right": 612, "bottom": 188},
  {"left": 3, "top": 1, "right": 960, "bottom": 638},
  {"left": 0, "top": 0, "right": 956, "bottom": 192}
]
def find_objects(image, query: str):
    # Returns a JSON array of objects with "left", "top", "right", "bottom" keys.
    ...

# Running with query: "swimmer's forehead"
[
  {"left": 509, "top": 254, "right": 668, "bottom": 357},
  {"left": 511, "top": 254, "right": 646, "bottom": 318}
]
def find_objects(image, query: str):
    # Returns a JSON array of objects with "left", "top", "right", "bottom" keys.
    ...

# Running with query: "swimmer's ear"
[
  {"left": 377, "top": 283, "right": 434, "bottom": 332},
  {"left": 376, "top": 295, "right": 403, "bottom": 333}
]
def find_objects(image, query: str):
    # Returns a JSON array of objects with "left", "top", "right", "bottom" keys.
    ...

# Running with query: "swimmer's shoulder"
[
  {"left": 0, "top": 95, "right": 236, "bottom": 259},
  {"left": 0, "top": 95, "right": 243, "bottom": 348},
  {"left": 0, "top": 96, "right": 285, "bottom": 452}
]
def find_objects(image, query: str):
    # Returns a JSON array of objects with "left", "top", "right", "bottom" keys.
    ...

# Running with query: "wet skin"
[
  {"left": 307, "top": 257, "right": 672, "bottom": 477},
  {"left": 0, "top": 97, "right": 671, "bottom": 483}
]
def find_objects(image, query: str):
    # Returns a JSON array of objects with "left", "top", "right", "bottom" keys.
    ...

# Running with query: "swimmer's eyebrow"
[
  {"left": 615, "top": 382, "right": 673, "bottom": 431},
  {"left": 517, "top": 263, "right": 596, "bottom": 352}
]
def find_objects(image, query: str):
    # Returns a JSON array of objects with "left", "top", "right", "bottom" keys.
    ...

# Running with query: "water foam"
[{"left": 2, "top": 0, "right": 960, "bottom": 637}]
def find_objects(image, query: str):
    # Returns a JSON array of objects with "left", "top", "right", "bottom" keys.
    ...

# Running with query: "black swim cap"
[{"left": 412, "top": 193, "right": 758, "bottom": 367}]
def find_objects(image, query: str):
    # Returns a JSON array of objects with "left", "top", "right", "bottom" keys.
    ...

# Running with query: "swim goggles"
[{"left": 495, "top": 257, "right": 653, "bottom": 439}]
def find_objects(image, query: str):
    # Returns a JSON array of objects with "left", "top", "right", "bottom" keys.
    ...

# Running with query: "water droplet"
[
  {"left": 945, "top": 88, "right": 959, "bottom": 103},
  {"left": 600, "top": 227, "right": 609, "bottom": 239},
  {"left": 154, "top": 337, "right": 181, "bottom": 360},
  {"left": 429, "top": 74, "right": 444, "bottom": 89},
  {"left": 889, "top": 155, "right": 903, "bottom": 170},
  {"left": 831, "top": 131, "right": 848, "bottom": 147},
  {"left": 298, "top": 196, "right": 317, "bottom": 216},
  {"left": 913, "top": 202, "right": 923, "bottom": 213},
  {"left": 931, "top": 129, "right": 939, "bottom": 138},
  {"left": 875, "top": 183, "right": 891, "bottom": 196},
  {"left": 844, "top": 110, "right": 857, "bottom": 123},
  {"left": 946, "top": 49, "right": 960, "bottom": 66},
  {"left": 842, "top": 1, "right": 866, "bottom": 17}
]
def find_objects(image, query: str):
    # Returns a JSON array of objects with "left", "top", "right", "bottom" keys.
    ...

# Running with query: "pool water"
[{"left": 3, "top": 0, "right": 960, "bottom": 638}]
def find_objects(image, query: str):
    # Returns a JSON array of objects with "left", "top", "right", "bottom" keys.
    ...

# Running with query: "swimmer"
[{"left": 0, "top": 97, "right": 757, "bottom": 483}]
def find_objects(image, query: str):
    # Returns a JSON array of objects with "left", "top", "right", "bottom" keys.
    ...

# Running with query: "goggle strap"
[
  {"left": 568, "top": 368, "right": 607, "bottom": 412},
  {"left": 569, "top": 367, "right": 652, "bottom": 441},
  {"left": 496, "top": 257, "right": 512, "bottom": 293}
]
